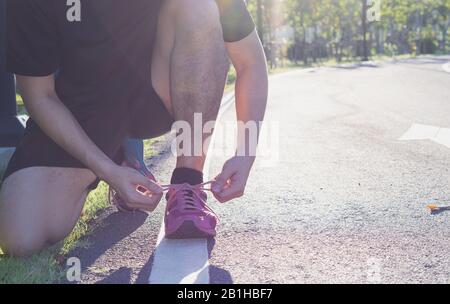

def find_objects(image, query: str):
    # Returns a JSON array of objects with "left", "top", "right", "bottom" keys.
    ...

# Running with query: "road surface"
[{"left": 70, "top": 56, "right": 450, "bottom": 284}]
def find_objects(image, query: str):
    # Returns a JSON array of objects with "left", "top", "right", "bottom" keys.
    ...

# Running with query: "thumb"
[
  {"left": 135, "top": 174, "right": 163, "bottom": 195},
  {"left": 212, "top": 166, "right": 233, "bottom": 193}
]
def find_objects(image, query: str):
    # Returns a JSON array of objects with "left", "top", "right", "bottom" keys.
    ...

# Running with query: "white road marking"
[
  {"left": 433, "top": 127, "right": 450, "bottom": 149},
  {"left": 149, "top": 93, "right": 235, "bottom": 284},
  {"left": 442, "top": 62, "right": 450, "bottom": 73},
  {"left": 399, "top": 123, "right": 450, "bottom": 149},
  {"left": 399, "top": 124, "right": 440, "bottom": 141},
  {"left": 149, "top": 223, "right": 209, "bottom": 284}
]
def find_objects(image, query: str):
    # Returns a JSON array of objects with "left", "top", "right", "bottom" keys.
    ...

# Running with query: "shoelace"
[
  {"left": 161, "top": 181, "right": 213, "bottom": 192},
  {"left": 161, "top": 181, "right": 218, "bottom": 218},
  {"left": 109, "top": 180, "right": 218, "bottom": 219}
]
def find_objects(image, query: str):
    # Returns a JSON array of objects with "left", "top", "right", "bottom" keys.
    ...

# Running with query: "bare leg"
[
  {"left": 152, "top": 0, "right": 229, "bottom": 173},
  {"left": 0, "top": 167, "right": 96, "bottom": 257}
]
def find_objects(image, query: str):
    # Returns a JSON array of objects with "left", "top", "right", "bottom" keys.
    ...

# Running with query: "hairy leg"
[
  {"left": 152, "top": 0, "right": 230, "bottom": 173},
  {"left": 0, "top": 167, "right": 96, "bottom": 257}
]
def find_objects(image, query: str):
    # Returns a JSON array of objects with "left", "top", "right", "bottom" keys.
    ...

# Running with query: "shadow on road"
[
  {"left": 208, "top": 237, "right": 216, "bottom": 258},
  {"left": 393, "top": 56, "right": 449, "bottom": 65},
  {"left": 97, "top": 267, "right": 133, "bottom": 284},
  {"left": 135, "top": 251, "right": 155, "bottom": 284},
  {"left": 64, "top": 210, "right": 148, "bottom": 283},
  {"left": 332, "top": 56, "right": 449, "bottom": 71},
  {"left": 208, "top": 238, "right": 234, "bottom": 284},
  {"left": 430, "top": 208, "right": 450, "bottom": 215},
  {"left": 334, "top": 62, "right": 380, "bottom": 70},
  {"left": 209, "top": 265, "right": 233, "bottom": 284}
]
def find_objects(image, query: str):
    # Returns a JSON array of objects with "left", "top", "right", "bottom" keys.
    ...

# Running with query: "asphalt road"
[{"left": 70, "top": 56, "right": 450, "bottom": 284}]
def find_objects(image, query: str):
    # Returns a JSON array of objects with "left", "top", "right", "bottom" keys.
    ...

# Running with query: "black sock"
[{"left": 171, "top": 167, "right": 203, "bottom": 185}]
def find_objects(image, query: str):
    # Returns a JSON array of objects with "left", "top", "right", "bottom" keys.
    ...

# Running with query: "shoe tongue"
[
  {"left": 166, "top": 184, "right": 207, "bottom": 206},
  {"left": 182, "top": 189, "right": 194, "bottom": 199},
  {"left": 180, "top": 186, "right": 207, "bottom": 205}
]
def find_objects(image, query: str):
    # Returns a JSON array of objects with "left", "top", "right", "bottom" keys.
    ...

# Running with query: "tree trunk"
[{"left": 361, "top": 0, "right": 369, "bottom": 61}]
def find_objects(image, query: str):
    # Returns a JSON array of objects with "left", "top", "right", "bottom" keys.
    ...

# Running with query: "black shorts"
[{"left": 3, "top": 86, "right": 174, "bottom": 190}]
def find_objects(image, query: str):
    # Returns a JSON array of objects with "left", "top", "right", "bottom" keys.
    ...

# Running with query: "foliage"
[{"left": 247, "top": 0, "right": 450, "bottom": 64}]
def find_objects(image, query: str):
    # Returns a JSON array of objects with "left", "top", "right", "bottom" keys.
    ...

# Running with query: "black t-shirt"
[{"left": 5, "top": 0, "right": 254, "bottom": 113}]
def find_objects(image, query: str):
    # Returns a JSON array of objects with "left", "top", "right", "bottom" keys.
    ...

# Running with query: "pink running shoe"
[{"left": 164, "top": 182, "right": 218, "bottom": 239}]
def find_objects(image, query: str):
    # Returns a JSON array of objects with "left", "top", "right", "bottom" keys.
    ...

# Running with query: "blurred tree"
[{"left": 247, "top": 0, "right": 450, "bottom": 65}]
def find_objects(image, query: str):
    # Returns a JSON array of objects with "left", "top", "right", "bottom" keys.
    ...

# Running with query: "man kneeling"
[{"left": 0, "top": 0, "right": 268, "bottom": 257}]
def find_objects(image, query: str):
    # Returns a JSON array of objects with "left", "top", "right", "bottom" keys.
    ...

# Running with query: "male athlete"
[{"left": 0, "top": 0, "right": 268, "bottom": 256}]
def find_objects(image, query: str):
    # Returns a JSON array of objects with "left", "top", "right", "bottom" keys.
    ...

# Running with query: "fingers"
[
  {"left": 212, "top": 163, "right": 234, "bottom": 193},
  {"left": 123, "top": 188, "right": 163, "bottom": 212},
  {"left": 212, "top": 159, "right": 250, "bottom": 203},
  {"left": 212, "top": 165, "right": 247, "bottom": 203},
  {"left": 119, "top": 169, "right": 164, "bottom": 212},
  {"left": 135, "top": 174, "right": 163, "bottom": 195},
  {"left": 213, "top": 176, "right": 246, "bottom": 203},
  {"left": 132, "top": 173, "right": 163, "bottom": 211}
]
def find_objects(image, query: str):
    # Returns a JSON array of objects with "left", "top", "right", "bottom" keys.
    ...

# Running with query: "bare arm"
[
  {"left": 17, "top": 75, "right": 115, "bottom": 179},
  {"left": 227, "top": 30, "right": 268, "bottom": 155},
  {"left": 212, "top": 30, "right": 269, "bottom": 202},
  {"left": 17, "top": 75, "right": 162, "bottom": 210}
]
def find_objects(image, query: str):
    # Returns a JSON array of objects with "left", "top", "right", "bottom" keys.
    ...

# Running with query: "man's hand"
[
  {"left": 106, "top": 165, "right": 163, "bottom": 212},
  {"left": 212, "top": 156, "right": 255, "bottom": 203}
]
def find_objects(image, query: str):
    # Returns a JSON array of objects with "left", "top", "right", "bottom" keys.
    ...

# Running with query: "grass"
[
  {"left": 0, "top": 181, "right": 110, "bottom": 283},
  {"left": 0, "top": 139, "right": 158, "bottom": 284},
  {"left": 0, "top": 247, "right": 64, "bottom": 284},
  {"left": 143, "top": 139, "right": 157, "bottom": 158},
  {"left": 16, "top": 94, "right": 23, "bottom": 105},
  {"left": 15, "top": 94, "right": 27, "bottom": 116},
  {"left": 60, "top": 182, "right": 110, "bottom": 255}
]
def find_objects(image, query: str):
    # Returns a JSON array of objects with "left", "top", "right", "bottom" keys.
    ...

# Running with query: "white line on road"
[
  {"left": 149, "top": 93, "right": 235, "bottom": 284},
  {"left": 399, "top": 123, "right": 450, "bottom": 149},
  {"left": 433, "top": 128, "right": 450, "bottom": 149},
  {"left": 149, "top": 223, "right": 209, "bottom": 284},
  {"left": 443, "top": 63, "right": 450, "bottom": 73}
]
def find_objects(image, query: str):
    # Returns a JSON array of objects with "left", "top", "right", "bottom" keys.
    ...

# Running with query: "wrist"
[
  {"left": 91, "top": 158, "right": 118, "bottom": 182},
  {"left": 233, "top": 153, "right": 256, "bottom": 164},
  {"left": 236, "top": 133, "right": 259, "bottom": 159}
]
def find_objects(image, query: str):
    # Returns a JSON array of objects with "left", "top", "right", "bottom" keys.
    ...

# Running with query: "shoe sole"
[{"left": 165, "top": 220, "right": 216, "bottom": 239}]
